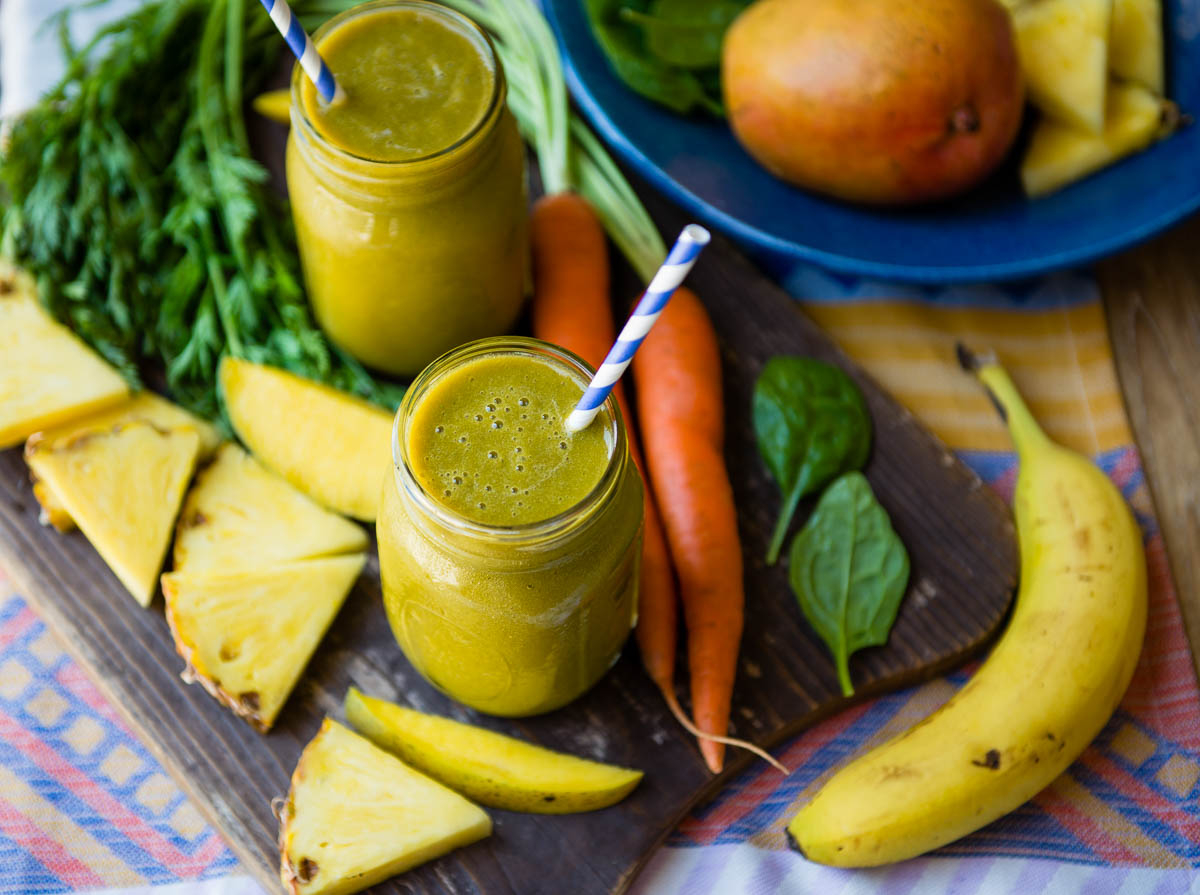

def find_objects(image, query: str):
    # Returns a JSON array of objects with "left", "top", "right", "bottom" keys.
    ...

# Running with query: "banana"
[{"left": 786, "top": 349, "right": 1147, "bottom": 867}]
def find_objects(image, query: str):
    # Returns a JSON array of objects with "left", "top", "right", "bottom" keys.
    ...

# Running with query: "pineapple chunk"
[
  {"left": 219, "top": 358, "right": 393, "bottom": 522},
  {"left": 1110, "top": 0, "right": 1164, "bottom": 93},
  {"left": 162, "top": 555, "right": 364, "bottom": 731},
  {"left": 279, "top": 720, "right": 491, "bottom": 895},
  {"left": 1022, "top": 81, "right": 1167, "bottom": 196},
  {"left": 174, "top": 443, "right": 367, "bottom": 573},
  {"left": 25, "top": 422, "right": 200, "bottom": 606},
  {"left": 28, "top": 391, "right": 222, "bottom": 533},
  {"left": 1014, "top": 0, "right": 1112, "bottom": 133},
  {"left": 253, "top": 89, "right": 292, "bottom": 125},
  {"left": 0, "top": 264, "right": 129, "bottom": 449},
  {"left": 345, "top": 688, "right": 643, "bottom": 813}
]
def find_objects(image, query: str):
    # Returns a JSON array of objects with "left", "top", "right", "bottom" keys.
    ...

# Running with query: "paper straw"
[
  {"left": 565, "top": 224, "right": 711, "bottom": 434},
  {"left": 258, "top": 0, "right": 345, "bottom": 105}
]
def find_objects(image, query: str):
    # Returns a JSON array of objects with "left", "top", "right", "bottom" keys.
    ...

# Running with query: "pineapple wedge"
[
  {"left": 279, "top": 719, "right": 491, "bottom": 895},
  {"left": 345, "top": 688, "right": 643, "bottom": 813},
  {"left": 28, "top": 391, "right": 222, "bottom": 533},
  {"left": 1110, "top": 0, "right": 1164, "bottom": 93},
  {"left": 174, "top": 443, "right": 367, "bottom": 573},
  {"left": 1022, "top": 81, "right": 1169, "bottom": 196},
  {"left": 1014, "top": 0, "right": 1112, "bottom": 133},
  {"left": 162, "top": 555, "right": 364, "bottom": 731},
  {"left": 0, "top": 264, "right": 129, "bottom": 449},
  {"left": 219, "top": 358, "right": 393, "bottom": 522},
  {"left": 25, "top": 422, "right": 200, "bottom": 606}
]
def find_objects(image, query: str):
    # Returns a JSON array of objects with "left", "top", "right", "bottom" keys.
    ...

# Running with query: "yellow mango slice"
[{"left": 345, "top": 688, "right": 643, "bottom": 814}]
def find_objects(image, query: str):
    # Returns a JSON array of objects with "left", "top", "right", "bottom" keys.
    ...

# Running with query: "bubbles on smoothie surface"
[{"left": 407, "top": 355, "right": 612, "bottom": 525}]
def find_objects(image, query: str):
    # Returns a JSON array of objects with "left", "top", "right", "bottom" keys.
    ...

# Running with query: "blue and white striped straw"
[
  {"left": 565, "top": 224, "right": 712, "bottom": 433},
  {"left": 258, "top": 0, "right": 346, "bottom": 105}
]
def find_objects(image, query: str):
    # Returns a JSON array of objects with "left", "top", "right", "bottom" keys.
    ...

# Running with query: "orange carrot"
[
  {"left": 632, "top": 286, "right": 742, "bottom": 774},
  {"left": 530, "top": 193, "right": 681, "bottom": 708}
]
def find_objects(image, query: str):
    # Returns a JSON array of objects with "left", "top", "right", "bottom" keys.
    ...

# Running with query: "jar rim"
[
  {"left": 290, "top": 0, "right": 506, "bottom": 167},
  {"left": 391, "top": 337, "right": 628, "bottom": 545}
]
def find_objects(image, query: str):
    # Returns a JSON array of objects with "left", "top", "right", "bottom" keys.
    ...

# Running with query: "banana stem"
[{"left": 958, "top": 344, "right": 1050, "bottom": 456}]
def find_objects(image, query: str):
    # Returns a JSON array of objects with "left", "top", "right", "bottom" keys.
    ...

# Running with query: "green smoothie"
[
  {"left": 288, "top": 1, "right": 528, "bottom": 377},
  {"left": 407, "top": 355, "right": 611, "bottom": 526},
  {"left": 301, "top": 6, "right": 494, "bottom": 162},
  {"left": 378, "top": 340, "right": 643, "bottom": 716}
]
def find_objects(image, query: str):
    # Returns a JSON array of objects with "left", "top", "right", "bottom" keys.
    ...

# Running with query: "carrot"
[
  {"left": 530, "top": 192, "right": 680, "bottom": 710},
  {"left": 632, "top": 286, "right": 742, "bottom": 775}
]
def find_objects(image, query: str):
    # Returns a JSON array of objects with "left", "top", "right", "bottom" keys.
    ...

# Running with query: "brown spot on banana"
[{"left": 971, "top": 749, "right": 1001, "bottom": 770}]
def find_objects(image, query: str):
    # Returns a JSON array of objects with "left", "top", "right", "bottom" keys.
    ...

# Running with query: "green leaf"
[
  {"left": 620, "top": 0, "right": 747, "bottom": 70},
  {"left": 584, "top": 0, "right": 724, "bottom": 116},
  {"left": 753, "top": 356, "right": 872, "bottom": 564},
  {"left": 789, "top": 472, "right": 910, "bottom": 697}
]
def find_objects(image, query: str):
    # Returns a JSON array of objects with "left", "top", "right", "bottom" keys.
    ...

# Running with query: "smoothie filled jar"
[
  {"left": 379, "top": 337, "right": 643, "bottom": 716},
  {"left": 287, "top": 0, "right": 528, "bottom": 377}
]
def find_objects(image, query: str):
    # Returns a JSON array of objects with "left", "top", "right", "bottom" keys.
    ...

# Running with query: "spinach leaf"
[
  {"left": 583, "top": 0, "right": 728, "bottom": 116},
  {"left": 620, "top": 0, "right": 747, "bottom": 70},
  {"left": 789, "top": 472, "right": 910, "bottom": 697},
  {"left": 753, "top": 356, "right": 872, "bottom": 564}
]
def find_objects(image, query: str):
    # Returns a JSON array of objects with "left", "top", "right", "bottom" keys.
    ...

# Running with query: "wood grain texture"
[
  {"left": 1100, "top": 213, "right": 1200, "bottom": 687},
  {"left": 0, "top": 211, "right": 1018, "bottom": 894}
]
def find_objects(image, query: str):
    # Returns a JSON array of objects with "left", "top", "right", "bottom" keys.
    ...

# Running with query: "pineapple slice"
[
  {"left": 0, "top": 264, "right": 129, "bottom": 449},
  {"left": 219, "top": 358, "right": 393, "bottom": 523},
  {"left": 253, "top": 89, "right": 292, "bottom": 125},
  {"left": 279, "top": 720, "right": 491, "bottom": 895},
  {"left": 162, "top": 555, "right": 364, "bottom": 731},
  {"left": 1110, "top": 0, "right": 1164, "bottom": 93},
  {"left": 25, "top": 422, "right": 200, "bottom": 606},
  {"left": 1014, "top": 0, "right": 1112, "bottom": 133},
  {"left": 345, "top": 688, "right": 643, "bottom": 813},
  {"left": 174, "top": 443, "right": 367, "bottom": 573},
  {"left": 1022, "top": 81, "right": 1169, "bottom": 196},
  {"left": 28, "top": 391, "right": 222, "bottom": 533}
]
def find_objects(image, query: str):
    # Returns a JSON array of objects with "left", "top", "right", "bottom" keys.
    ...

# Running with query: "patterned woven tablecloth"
[{"left": 2, "top": 3, "right": 1199, "bottom": 893}]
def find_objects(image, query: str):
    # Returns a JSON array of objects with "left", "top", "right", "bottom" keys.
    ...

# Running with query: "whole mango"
[{"left": 722, "top": 0, "right": 1024, "bottom": 205}]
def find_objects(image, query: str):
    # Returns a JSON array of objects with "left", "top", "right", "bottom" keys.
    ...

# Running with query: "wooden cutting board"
[{"left": 0, "top": 193, "right": 1018, "bottom": 894}]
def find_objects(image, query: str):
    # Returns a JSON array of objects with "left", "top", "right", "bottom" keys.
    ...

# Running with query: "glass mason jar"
[
  {"left": 286, "top": 0, "right": 529, "bottom": 377},
  {"left": 378, "top": 338, "right": 644, "bottom": 716}
]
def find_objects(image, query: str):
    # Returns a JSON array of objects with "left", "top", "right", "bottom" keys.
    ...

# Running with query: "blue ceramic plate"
[{"left": 544, "top": 0, "right": 1200, "bottom": 284}]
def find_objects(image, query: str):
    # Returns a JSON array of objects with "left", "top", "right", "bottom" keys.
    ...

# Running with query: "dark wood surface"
[{"left": 0, "top": 203, "right": 1019, "bottom": 894}]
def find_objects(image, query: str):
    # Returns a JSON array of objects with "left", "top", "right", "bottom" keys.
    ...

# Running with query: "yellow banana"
[{"left": 786, "top": 349, "right": 1147, "bottom": 867}]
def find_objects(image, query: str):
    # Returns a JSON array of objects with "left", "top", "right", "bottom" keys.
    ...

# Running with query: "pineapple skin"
[
  {"left": 219, "top": 357, "right": 393, "bottom": 523},
  {"left": 278, "top": 720, "right": 491, "bottom": 895},
  {"left": 345, "top": 688, "right": 643, "bottom": 814},
  {"left": 0, "top": 264, "right": 129, "bottom": 449}
]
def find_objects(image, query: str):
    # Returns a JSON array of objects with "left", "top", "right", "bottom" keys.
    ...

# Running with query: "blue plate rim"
[{"left": 546, "top": 2, "right": 1200, "bottom": 284}]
